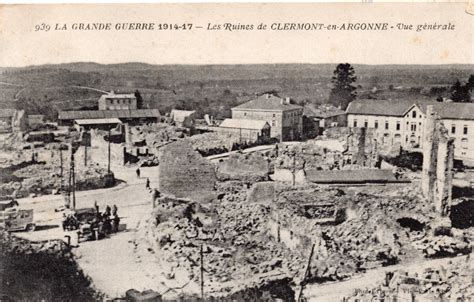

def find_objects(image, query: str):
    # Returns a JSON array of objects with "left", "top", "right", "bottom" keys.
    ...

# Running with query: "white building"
[
  {"left": 346, "top": 99, "right": 474, "bottom": 161},
  {"left": 98, "top": 91, "right": 137, "bottom": 110}
]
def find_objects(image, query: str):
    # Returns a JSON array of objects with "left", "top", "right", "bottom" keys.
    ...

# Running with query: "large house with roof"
[
  {"left": 346, "top": 99, "right": 474, "bottom": 160},
  {"left": 231, "top": 94, "right": 303, "bottom": 141}
]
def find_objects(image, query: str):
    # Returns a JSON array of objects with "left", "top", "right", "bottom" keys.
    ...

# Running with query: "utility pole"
[
  {"left": 70, "top": 148, "right": 76, "bottom": 210},
  {"left": 200, "top": 244, "right": 204, "bottom": 301},
  {"left": 292, "top": 152, "right": 296, "bottom": 188},
  {"left": 107, "top": 128, "right": 111, "bottom": 174},
  {"left": 59, "top": 148, "right": 63, "bottom": 192},
  {"left": 84, "top": 130, "right": 88, "bottom": 167},
  {"left": 60, "top": 149, "right": 63, "bottom": 177},
  {"left": 298, "top": 243, "right": 315, "bottom": 302}
]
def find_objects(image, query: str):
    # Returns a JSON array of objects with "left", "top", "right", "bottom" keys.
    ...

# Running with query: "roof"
[
  {"left": 346, "top": 99, "right": 474, "bottom": 120},
  {"left": 428, "top": 102, "right": 474, "bottom": 120},
  {"left": 232, "top": 94, "right": 302, "bottom": 111},
  {"left": 306, "top": 169, "right": 402, "bottom": 184},
  {"left": 219, "top": 118, "right": 269, "bottom": 130},
  {"left": 58, "top": 109, "right": 161, "bottom": 120},
  {"left": 100, "top": 93, "right": 136, "bottom": 99},
  {"left": 170, "top": 109, "right": 196, "bottom": 123},
  {"left": 75, "top": 118, "right": 122, "bottom": 125},
  {"left": 0, "top": 109, "right": 16, "bottom": 118}
]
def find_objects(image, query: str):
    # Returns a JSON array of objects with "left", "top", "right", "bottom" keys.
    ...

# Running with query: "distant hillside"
[{"left": 0, "top": 63, "right": 472, "bottom": 121}]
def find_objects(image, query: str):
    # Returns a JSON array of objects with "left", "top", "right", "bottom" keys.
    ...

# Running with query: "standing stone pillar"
[
  {"left": 421, "top": 105, "right": 438, "bottom": 203},
  {"left": 355, "top": 127, "right": 366, "bottom": 165},
  {"left": 124, "top": 123, "right": 131, "bottom": 144},
  {"left": 435, "top": 127, "right": 454, "bottom": 216}
]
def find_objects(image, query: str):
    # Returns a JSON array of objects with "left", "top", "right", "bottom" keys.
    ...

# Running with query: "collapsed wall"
[{"left": 158, "top": 140, "right": 217, "bottom": 202}]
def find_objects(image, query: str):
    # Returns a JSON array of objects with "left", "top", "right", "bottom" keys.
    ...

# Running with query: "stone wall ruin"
[
  {"left": 158, "top": 140, "right": 217, "bottom": 202},
  {"left": 421, "top": 105, "right": 454, "bottom": 216}
]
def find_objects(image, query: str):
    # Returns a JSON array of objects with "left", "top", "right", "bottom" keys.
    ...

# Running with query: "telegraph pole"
[
  {"left": 59, "top": 148, "right": 63, "bottom": 192},
  {"left": 298, "top": 243, "right": 315, "bottom": 302},
  {"left": 84, "top": 130, "right": 88, "bottom": 167},
  {"left": 70, "top": 148, "right": 76, "bottom": 210},
  {"left": 107, "top": 128, "right": 111, "bottom": 174},
  {"left": 200, "top": 244, "right": 204, "bottom": 301}
]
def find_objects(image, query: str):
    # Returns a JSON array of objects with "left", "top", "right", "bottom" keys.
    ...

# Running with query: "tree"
[
  {"left": 328, "top": 63, "right": 357, "bottom": 110},
  {"left": 467, "top": 75, "right": 474, "bottom": 91},
  {"left": 135, "top": 90, "right": 144, "bottom": 109},
  {"left": 450, "top": 79, "right": 470, "bottom": 102}
]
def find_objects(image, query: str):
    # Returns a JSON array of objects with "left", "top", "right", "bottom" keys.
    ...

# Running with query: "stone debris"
[
  {"left": 216, "top": 152, "right": 271, "bottom": 182},
  {"left": 0, "top": 161, "right": 114, "bottom": 199}
]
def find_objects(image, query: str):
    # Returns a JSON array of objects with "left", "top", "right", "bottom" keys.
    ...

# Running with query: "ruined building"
[
  {"left": 421, "top": 106, "right": 454, "bottom": 216},
  {"left": 158, "top": 141, "right": 217, "bottom": 202}
]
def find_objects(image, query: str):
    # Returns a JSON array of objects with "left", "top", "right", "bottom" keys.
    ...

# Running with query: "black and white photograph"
[{"left": 0, "top": 3, "right": 473, "bottom": 301}]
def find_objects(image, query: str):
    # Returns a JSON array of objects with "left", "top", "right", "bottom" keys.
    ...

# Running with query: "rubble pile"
[
  {"left": 0, "top": 161, "right": 115, "bottom": 198},
  {"left": 413, "top": 235, "right": 471, "bottom": 258},
  {"left": 216, "top": 152, "right": 271, "bottom": 182},
  {"left": 136, "top": 195, "right": 304, "bottom": 297},
  {"left": 345, "top": 256, "right": 474, "bottom": 301},
  {"left": 275, "top": 188, "right": 346, "bottom": 223},
  {"left": 273, "top": 141, "right": 346, "bottom": 171},
  {"left": 133, "top": 123, "right": 187, "bottom": 149},
  {"left": 215, "top": 181, "right": 249, "bottom": 203},
  {"left": 186, "top": 132, "right": 261, "bottom": 156},
  {"left": 0, "top": 231, "right": 102, "bottom": 301}
]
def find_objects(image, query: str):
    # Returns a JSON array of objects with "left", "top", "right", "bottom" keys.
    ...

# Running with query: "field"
[{"left": 0, "top": 63, "right": 472, "bottom": 120}]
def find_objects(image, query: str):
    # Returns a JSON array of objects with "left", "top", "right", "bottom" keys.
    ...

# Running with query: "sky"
[{"left": 0, "top": 3, "right": 472, "bottom": 67}]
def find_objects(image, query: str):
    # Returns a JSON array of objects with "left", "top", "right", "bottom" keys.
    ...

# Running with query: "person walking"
[
  {"left": 146, "top": 177, "right": 150, "bottom": 189},
  {"left": 94, "top": 200, "right": 99, "bottom": 214},
  {"left": 136, "top": 167, "right": 141, "bottom": 178}
]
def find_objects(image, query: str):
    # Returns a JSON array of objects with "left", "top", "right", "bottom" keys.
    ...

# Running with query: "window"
[
  {"left": 353, "top": 120, "right": 358, "bottom": 127},
  {"left": 385, "top": 121, "right": 389, "bottom": 130},
  {"left": 273, "top": 114, "right": 276, "bottom": 117},
  {"left": 374, "top": 120, "right": 378, "bottom": 129},
  {"left": 412, "top": 111, "right": 416, "bottom": 118},
  {"left": 272, "top": 120, "right": 276, "bottom": 127},
  {"left": 461, "top": 138, "right": 468, "bottom": 149},
  {"left": 451, "top": 125, "right": 456, "bottom": 134},
  {"left": 364, "top": 120, "right": 368, "bottom": 128},
  {"left": 396, "top": 121, "right": 401, "bottom": 131},
  {"left": 464, "top": 125, "right": 468, "bottom": 135},
  {"left": 410, "top": 123, "right": 417, "bottom": 132}
]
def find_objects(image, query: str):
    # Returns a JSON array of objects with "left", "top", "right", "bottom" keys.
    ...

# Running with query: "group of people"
[
  {"left": 93, "top": 203, "right": 120, "bottom": 235},
  {"left": 62, "top": 203, "right": 121, "bottom": 238}
]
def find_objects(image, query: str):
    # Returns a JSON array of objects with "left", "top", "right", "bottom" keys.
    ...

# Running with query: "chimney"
[{"left": 285, "top": 97, "right": 291, "bottom": 105}]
